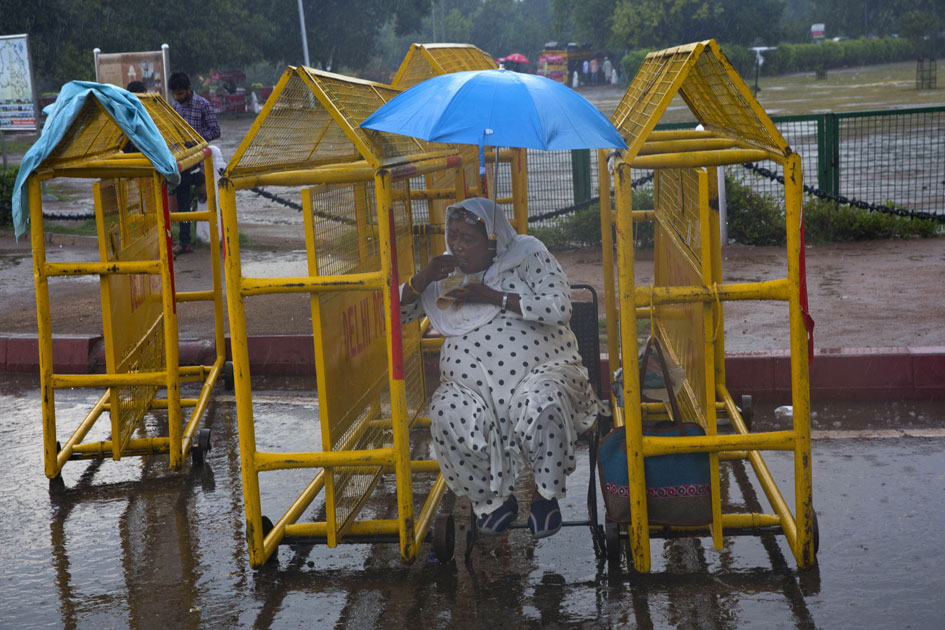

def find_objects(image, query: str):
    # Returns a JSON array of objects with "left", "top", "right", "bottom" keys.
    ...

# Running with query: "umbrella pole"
[
  {"left": 479, "top": 140, "right": 488, "bottom": 199},
  {"left": 493, "top": 146, "right": 499, "bottom": 203}
]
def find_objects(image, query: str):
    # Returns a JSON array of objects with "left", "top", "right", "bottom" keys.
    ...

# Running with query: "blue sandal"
[
  {"left": 477, "top": 494, "right": 518, "bottom": 536},
  {"left": 528, "top": 497, "right": 562, "bottom": 539}
]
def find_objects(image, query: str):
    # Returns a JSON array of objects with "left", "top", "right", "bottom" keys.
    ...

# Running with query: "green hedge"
[
  {"left": 724, "top": 175, "right": 940, "bottom": 244},
  {"left": 533, "top": 177, "right": 940, "bottom": 251},
  {"left": 621, "top": 37, "right": 917, "bottom": 82},
  {"left": 0, "top": 166, "right": 18, "bottom": 227},
  {"left": 763, "top": 37, "right": 916, "bottom": 75}
]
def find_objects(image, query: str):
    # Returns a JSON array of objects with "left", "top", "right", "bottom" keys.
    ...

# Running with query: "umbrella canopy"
[
  {"left": 503, "top": 53, "right": 529, "bottom": 64},
  {"left": 360, "top": 69, "right": 625, "bottom": 158}
]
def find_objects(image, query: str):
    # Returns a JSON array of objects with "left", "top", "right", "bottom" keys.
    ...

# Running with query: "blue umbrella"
[{"left": 360, "top": 69, "right": 626, "bottom": 180}]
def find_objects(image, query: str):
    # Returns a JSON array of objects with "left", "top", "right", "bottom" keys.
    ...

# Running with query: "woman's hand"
[
  {"left": 449, "top": 284, "right": 522, "bottom": 314},
  {"left": 415, "top": 255, "right": 459, "bottom": 292},
  {"left": 446, "top": 282, "right": 499, "bottom": 306}
]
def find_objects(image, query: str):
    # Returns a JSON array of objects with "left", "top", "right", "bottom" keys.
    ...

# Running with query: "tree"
[
  {"left": 1, "top": 0, "right": 272, "bottom": 88},
  {"left": 610, "top": 0, "right": 786, "bottom": 50},
  {"left": 257, "top": 0, "right": 430, "bottom": 71},
  {"left": 550, "top": 0, "right": 618, "bottom": 48}
]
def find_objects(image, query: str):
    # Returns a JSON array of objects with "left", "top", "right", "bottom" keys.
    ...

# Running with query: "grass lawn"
[{"left": 592, "top": 60, "right": 945, "bottom": 121}]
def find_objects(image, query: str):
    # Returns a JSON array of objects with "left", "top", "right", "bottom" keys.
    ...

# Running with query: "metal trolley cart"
[
  {"left": 219, "top": 65, "right": 489, "bottom": 568},
  {"left": 25, "top": 92, "right": 225, "bottom": 480},
  {"left": 597, "top": 40, "right": 817, "bottom": 572}
]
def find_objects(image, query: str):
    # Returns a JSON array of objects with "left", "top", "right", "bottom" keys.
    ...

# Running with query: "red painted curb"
[{"left": 2, "top": 334, "right": 943, "bottom": 401}]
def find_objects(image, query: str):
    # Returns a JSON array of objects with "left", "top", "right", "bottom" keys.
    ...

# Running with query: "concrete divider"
[{"left": 2, "top": 334, "right": 942, "bottom": 401}]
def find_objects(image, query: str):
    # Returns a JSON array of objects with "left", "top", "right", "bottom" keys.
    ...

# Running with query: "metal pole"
[
  {"left": 297, "top": 0, "right": 311, "bottom": 67},
  {"left": 717, "top": 165, "right": 727, "bottom": 244}
]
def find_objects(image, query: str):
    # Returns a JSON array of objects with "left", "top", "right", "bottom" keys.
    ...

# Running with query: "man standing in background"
[{"left": 167, "top": 71, "right": 220, "bottom": 255}]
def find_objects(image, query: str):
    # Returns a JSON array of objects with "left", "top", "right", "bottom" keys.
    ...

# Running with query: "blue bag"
[{"left": 598, "top": 338, "right": 711, "bottom": 526}]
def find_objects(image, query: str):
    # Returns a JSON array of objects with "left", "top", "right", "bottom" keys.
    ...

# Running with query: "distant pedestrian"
[
  {"left": 589, "top": 57, "right": 599, "bottom": 85},
  {"left": 168, "top": 72, "right": 220, "bottom": 255},
  {"left": 582, "top": 59, "right": 589, "bottom": 86},
  {"left": 602, "top": 57, "right": 612, "bottom": 84}
]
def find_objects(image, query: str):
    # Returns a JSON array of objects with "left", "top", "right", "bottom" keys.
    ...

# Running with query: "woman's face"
[{"left": 447, "top": 215, "right": 492, "bottom": 273}]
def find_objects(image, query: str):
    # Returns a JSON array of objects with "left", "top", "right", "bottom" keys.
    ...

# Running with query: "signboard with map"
[{"left": 0, "top": 34, "right": 39, "bottom": 131}]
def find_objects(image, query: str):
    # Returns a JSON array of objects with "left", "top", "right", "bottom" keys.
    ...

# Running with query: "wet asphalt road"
[{"left": 1, "top": 374, "right": 944, "bottom": 629}]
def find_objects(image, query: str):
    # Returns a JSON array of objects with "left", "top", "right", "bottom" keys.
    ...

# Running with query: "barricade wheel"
[
  {"left": 433, "top": 514, "right": 455, "bottom": 563},
  {"left": 605, "top": 521, "right": 622, "bottom": 569},
  {"left": 192, "top": 428, "right": 212, "bottom": 466},
  {"left": 741, "top": 394, "right": 753, "bottom": 430},
  {"left": 223, "top": 361, "right": 234, "bottom": 391},
  {"left": 49, "top": 441, "right": 65, "bottom": 491},
  {"left": 812, "top": 508, "right": 820, "bottom": 554}
]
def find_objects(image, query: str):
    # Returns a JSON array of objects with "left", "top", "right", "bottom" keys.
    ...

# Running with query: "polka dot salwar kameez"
[{"left": 401, "top": 249, "right": 606, "bottom": 517}]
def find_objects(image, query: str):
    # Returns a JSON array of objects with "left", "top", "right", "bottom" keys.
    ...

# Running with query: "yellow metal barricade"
[
  {"left": 599, "top": 40, "right": 816, "bottom": 572},
  {"left": 221, "top": 65, "right": 485, "bottom": 568},
  {"left": 389, "top": 43, "right": 497, "bottom": 89},
  {"left": 29, "top": 93, "right": 226, "bottom": 479}
]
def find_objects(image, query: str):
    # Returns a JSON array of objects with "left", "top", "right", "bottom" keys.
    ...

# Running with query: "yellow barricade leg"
[
  {"left": 220, "top": 178, "right": 267, "bottom": 567},
  {"left": 785, "top": 153, "right": 815, "bottom": 568},
  {"left": 376, "top": 169, "right": 417, "bottom": 562}
]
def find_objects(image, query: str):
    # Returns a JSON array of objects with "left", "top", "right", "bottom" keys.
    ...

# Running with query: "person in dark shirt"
[{"left": 167, "top": 72, "right": 220, "bottom": 255}]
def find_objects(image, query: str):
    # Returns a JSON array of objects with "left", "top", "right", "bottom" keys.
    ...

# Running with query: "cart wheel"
[
  {"left": 191, "top": 428, "right": 212, "bottom": 466},
  {"left": 433, "top": 514, "right": 455, "bottom": 563},
  {"left": 741, "top": 394, "right": 753, "bottom": 431},
  {"left": 223, "top": 360, "right": 234, "bottom": 391},
  {"left": 464, "top": 510, "right": 478, "bottom": 562},
  {"left": 592, "top": 524, "right": 607, "bottom": 560},
  {"left": 605, "top": 521, "right": 622, "bottom": 569}
]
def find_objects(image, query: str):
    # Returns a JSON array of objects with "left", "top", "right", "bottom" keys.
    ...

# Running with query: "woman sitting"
[{"left": 400, "top": 197, "right": 606, "bottom": 539}]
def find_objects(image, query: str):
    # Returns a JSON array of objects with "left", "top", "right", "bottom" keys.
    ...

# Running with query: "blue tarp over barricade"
[{"left": 11, "top": 81, "right": 181, "bottom": 239}]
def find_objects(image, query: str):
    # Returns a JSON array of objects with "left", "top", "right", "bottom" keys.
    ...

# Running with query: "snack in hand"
[{"left": 436, "top": 273, "right": 480, "bottom": 309}]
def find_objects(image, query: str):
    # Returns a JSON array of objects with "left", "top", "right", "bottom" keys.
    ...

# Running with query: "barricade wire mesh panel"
[
  {"left": 310, "top": 184, "right": 369, "bottom": 276},
  {"left": 229, "top": 72, "right": 349, "bottom": 175},
  {"left": 309, "top": 71, "right": 427, "bottom": 162},
  {"left": 139, "top": 94, "right": 205, "bottom": 155},
  {"left": 655, "top": 168, "right": 702, "bottom": 265},
  {"left": 98, "top": 178, "right": 164, "bottom": 455},
  {"left": 612, "top": 52, "right": 681, "bottom": 144},
  {"left": 653, "top": 168, "right": 708, "bottom": 425},
  {"left": 395, "top": 54, "right": 438, "bottom": 89},
  {"left": 114, "top": 321, "right": 165, "bottom": 453},
  {"left": 393, "top": 45, "right": 496, "bottom": 89},
  {"left": 308, "top": 181, "right": 421, "bottom": 532},
  {"left": 434, "top": 46, "right": 496, "bottom": 73},
  {"left": 45, "top": 99, "right": 123, "bottom": 168},
  {"left": 682, "top": 50, "right": 785, "bottom": 153}
]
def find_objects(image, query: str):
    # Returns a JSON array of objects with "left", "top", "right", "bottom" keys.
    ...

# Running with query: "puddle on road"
[{"left": 1, "top": 373, "right": 942, "bottom": 628}]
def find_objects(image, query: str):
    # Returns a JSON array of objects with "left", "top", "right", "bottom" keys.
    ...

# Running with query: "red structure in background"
[{"left": 200, "top": 70, "right": 248, "bottom": 113}]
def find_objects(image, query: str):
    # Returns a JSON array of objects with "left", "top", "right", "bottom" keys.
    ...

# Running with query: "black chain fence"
[{"left": 741, "top": 162, "right": 945, "bottom": 223}]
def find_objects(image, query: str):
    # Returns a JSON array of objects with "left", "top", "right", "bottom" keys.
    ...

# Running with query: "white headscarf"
[{"left": 419, "top": 198, "right": 546, "bottom": 336}]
